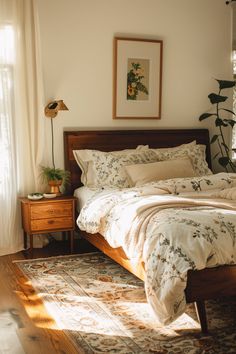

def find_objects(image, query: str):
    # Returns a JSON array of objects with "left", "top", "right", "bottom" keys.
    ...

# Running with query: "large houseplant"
[{"left": 199, "top": 79, "right": 236, "bottom": 172}]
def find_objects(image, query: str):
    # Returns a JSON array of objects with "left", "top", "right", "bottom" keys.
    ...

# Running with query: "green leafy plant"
[
  {"left": 40, "top": 166, "right": 70, "bottom": 188},
  {"left": 199, "top": 79, "right": 236, "bottom": 172}
]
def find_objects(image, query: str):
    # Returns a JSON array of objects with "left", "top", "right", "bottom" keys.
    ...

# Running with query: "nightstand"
[{"left": 20, "top": 196, "right": 77, "bottom": 255}]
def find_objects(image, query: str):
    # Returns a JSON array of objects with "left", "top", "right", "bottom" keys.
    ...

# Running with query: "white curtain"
[
  {"left": 0, "top": 0, "right": 45, "bottom": 256},
  {"left": 232, "top": 3, "right": 236, "bottom": 156}
]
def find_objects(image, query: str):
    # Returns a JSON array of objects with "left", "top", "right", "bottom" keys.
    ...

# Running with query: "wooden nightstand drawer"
[
  {"left": 20, "top": 196, "right": 77, "bottom": 256},
  {"left": 30, "top": 202, "right": 72, "bottom": 219},
  {"left": 31, "top": 217, "right": 73, "bottom": 232}
]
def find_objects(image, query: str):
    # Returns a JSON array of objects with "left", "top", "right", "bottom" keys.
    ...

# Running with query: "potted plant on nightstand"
[
  {"left": 40, "top": 166, "right": 70, "bottom": 195},
  {"left": 41, "top": 99, "right": 70, "bottom": 195}
]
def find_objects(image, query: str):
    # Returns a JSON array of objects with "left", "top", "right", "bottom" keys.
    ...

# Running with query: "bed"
[{"left": 64, "top": 129, "right": 236, "bottom": 333}]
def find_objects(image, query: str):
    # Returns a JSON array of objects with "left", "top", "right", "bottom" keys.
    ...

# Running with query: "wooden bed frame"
[{"left": 64, "top": 129, "right": 236, "bottom": 333}]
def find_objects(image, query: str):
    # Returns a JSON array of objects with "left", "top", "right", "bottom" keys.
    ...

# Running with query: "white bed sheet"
[
  {"left": 73, "top": 186, "right": 99, "bottom": 212},
  {"left": 74, "top": 186, "right": 117, "bottom": 212}
]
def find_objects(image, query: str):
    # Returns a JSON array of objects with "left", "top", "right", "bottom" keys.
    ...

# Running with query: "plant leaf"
[
  {"left": 208, "top": 93, "right": 228, "bottom": 104},
  {"left": 210, "top": 134, "right": 219, "bottom": 144},
  {"left": 199, "top": 113, "right": 216, "bottom": 121},
  {"left": 220, "top": 108, "right": 235, "bottom": 115},
  {"left": 218, "top": 156, "right": 230, "bottom": 167},
  {"left": 216, "top": 79, "right": 236, "bottom": 90},
  {"left": 223, "top": 119, "right": 236, "bottom": 128},
  {"left": 40, "top": 165, "right": 70, "bottom": 186},
  {"left": 215, "top": 117, "right": 228, "bottom": 127}
]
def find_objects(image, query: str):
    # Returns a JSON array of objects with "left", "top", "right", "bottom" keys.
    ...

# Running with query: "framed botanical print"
[{"left": 113, "top": 37, "right": 163, "bottom": 119}]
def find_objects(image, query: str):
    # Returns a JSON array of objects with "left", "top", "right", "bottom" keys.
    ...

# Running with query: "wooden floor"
[{"left": 0, "top": 238, "right": 97, "bottom": 354}]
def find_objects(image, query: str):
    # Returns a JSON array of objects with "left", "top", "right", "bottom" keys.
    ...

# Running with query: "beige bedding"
[{"left": 77, "top": 173, "right": 236, "bottom": 325}]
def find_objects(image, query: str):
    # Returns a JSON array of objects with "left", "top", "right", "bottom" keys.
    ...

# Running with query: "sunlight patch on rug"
[{"left": 14, "top": 253, "right": 236, "bottom": 354}]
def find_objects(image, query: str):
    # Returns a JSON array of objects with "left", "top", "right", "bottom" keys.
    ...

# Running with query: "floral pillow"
[
  {"left": 73, "top": 145, "right": 149, "bottom": 185},
  {"left": 85, "top": 150, "right": 159, "bottom": 188},
  {"left": 151, "top": 144, "right": 212, "bottom": 176}
]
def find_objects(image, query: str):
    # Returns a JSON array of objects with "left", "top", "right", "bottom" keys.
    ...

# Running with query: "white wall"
[{"left": 37, "top": 0, "right": 233, "bottom": 172}]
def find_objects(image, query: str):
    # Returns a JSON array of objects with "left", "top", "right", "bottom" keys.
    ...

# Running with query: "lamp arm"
[
  {"left": 51, "top": 118, "right": 55, "bottom": 169},
  {"left": 44, "top": 100, "right": 69, "bottom": 169}
]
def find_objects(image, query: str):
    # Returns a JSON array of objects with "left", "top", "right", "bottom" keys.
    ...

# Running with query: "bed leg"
[{"left": 195, "top": 301, "right": 208, "bottom": 334}]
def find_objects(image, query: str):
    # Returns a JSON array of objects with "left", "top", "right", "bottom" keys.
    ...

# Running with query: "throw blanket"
[{"left": 78, "top": 173, "right": 236, "bottom": 325}]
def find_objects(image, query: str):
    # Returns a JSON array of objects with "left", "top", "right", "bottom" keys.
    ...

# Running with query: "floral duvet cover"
[{"left": 77, "top": 173, "right": 236, "bottom": 325}]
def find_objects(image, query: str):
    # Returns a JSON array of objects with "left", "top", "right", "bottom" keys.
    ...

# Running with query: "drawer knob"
[{"left": 48, "top": 220, "right": 54, "bottom": 224}]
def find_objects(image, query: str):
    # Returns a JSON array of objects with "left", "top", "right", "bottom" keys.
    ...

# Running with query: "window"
[
  {"left": 0, "top": 2, "right": 44, "bottom": 255},
  {"left": 0, "top": 25, "right": 15, "bottom": 189}
]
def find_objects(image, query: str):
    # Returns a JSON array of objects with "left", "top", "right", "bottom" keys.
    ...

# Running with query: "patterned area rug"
[{"left": 15, "top": 253, "right": 236, "bottom": 354}]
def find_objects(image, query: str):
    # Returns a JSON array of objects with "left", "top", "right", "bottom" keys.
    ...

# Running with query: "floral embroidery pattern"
[
  {"left": 191, "top": 178, "right": 213, "bottom": 191},
  {"left": 88, "top": 150, "right": 158, "bottom": 188},
  {"left": 147, "top": 173, "right": 233, "bottom": 194},
  {"left": 144, "top": 206, "right": 236, "bottom": 324},
  {"left": 217, "top": 214, "right": 236, "bottom": 246}
]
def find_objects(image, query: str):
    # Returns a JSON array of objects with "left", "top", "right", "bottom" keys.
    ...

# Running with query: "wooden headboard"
[{"left": 64, "top": 129, "right": 211, "bottom": 195}]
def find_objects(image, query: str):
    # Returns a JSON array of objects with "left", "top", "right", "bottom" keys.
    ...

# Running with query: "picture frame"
[{"left": 113, "top": 37, "right": 163, "bottom": 120}]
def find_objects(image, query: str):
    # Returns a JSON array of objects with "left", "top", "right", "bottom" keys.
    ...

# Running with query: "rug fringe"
[{"left": 13, "top": 251, "right": 102, "bottom": 263}]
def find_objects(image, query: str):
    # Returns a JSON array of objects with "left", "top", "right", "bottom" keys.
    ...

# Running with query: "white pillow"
[
  {"left": 83, "top": 150, "right": 159, "bottom": 188},
  {"left": 124, "top": 157, "right": 196, "bottom": 186},
  {"left": 73, "top": 145, "right": 149, "bottom": 185}
]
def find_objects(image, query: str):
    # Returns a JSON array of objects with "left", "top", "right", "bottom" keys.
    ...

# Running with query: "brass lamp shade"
[{"left": 45, "top": 100, "right": 69, "bottom": 118}]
